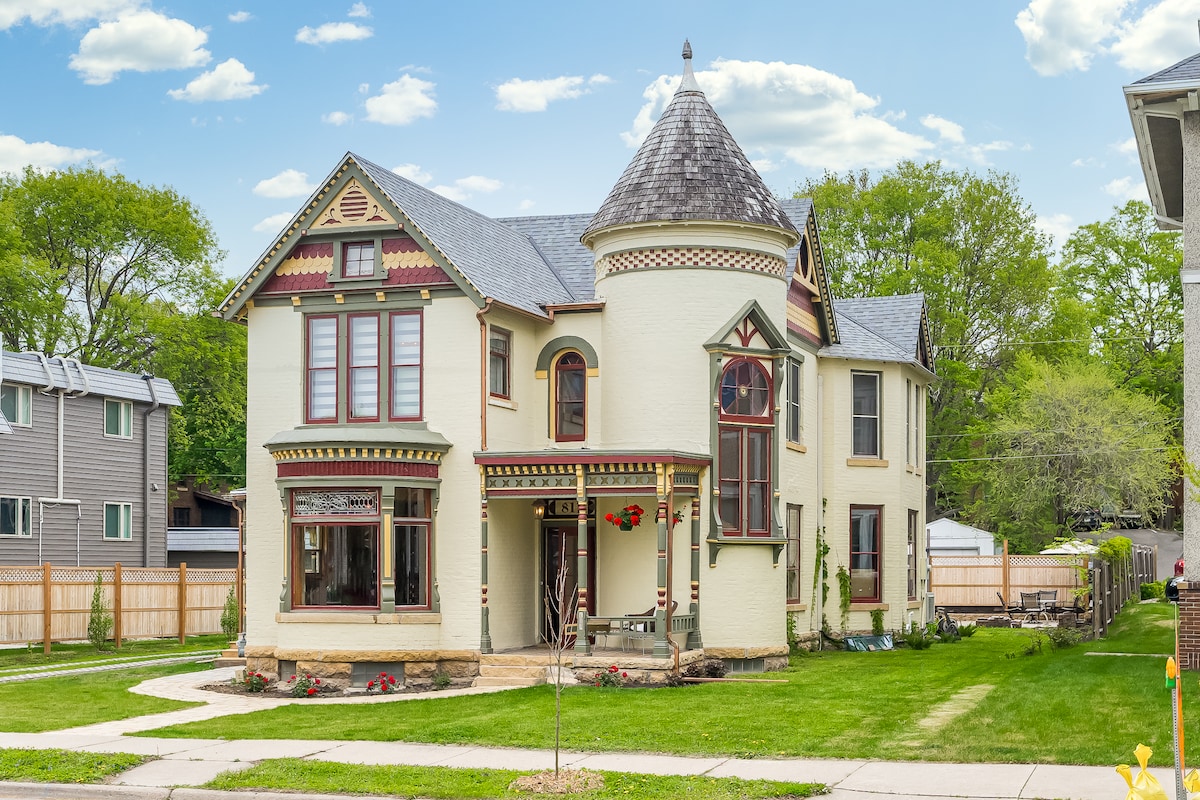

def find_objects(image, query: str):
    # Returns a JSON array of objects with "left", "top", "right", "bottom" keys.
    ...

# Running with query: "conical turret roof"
[{"left": 583, "top": 41, "right": 797, "bottom": 239}]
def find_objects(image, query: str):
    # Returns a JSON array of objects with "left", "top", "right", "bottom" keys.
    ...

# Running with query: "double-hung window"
[
  {"left": 718, "top": 358, "right": 772, "bottom": 537},
  {"left": 489, "top": 327, "right": 511, "bottom": 399},
  {"left": 786, "top": 358, "right": 802, "bottom": 444},
  {"left": 851, "top": 372, "right": 880, "bottom": 458},
  {"left": 0, "top": 384, "right": 31, "bottom": 426},
  {"left": 850, "top": 505, "right": 881, "bottom": 602},
  {"left": 348, "top": 314, "right": 379, "bottom": 420},
  {"left": 104, "top": 502, "right": 133, "bottom": 540},
  {"left": 390, "top": 312, "right": 422, "bottom": 420},
  {"left": 786, "top": 504, "right": 802, "bottom": 602},
  {"left": 306, "top": 316, "right": 339, "bottom": 422},
  {"left": 0, "top": 497, "right": 32, "bottom": 536},
  {"left": 908, "top": 509, "right": 919, "bottom": 601},
  {"left": 104, "top": 399, "right": 133, "bottom": 438}
]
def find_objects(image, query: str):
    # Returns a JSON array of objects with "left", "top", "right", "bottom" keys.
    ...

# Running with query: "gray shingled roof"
[
  {"left": 496, "top": 213, "right": 596, "bottom": 302},
  {"left": 819, "top": 295, "right": 929, "bottom": 372},
  {"left": 1132, "top": 52, "right": 1200, "bottom": 85},
  {"left": 353, "top": 154, "right": 574, "bottom": 317},
  {"left": 582, "top": 59, "right": 797, "bottom": 238},
  {"left": 1, "top": 350, "right": 181, "bottom": 405},
  {"left": 779, "top": 198, "right": 813, "bottom": 283}
]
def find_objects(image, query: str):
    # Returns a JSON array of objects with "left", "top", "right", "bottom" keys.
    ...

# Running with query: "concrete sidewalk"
[{"left": 0, "top": 666, "right": 1159, "bottom": 800}]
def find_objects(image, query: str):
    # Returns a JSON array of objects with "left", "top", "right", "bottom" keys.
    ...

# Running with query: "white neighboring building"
[{"left": 926, "top": 518, "right": 997, "bottom": 557}]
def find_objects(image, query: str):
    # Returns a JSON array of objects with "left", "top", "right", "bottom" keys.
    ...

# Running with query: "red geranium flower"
[
  {"left": 605, "top": 513, "right": 614, "bottom": 522},
  {"left": 388, "top": 675, "right": 396, "bottom": 684},
  {"left": 307, "top": 687, "right": 317, "bottom": 696}
]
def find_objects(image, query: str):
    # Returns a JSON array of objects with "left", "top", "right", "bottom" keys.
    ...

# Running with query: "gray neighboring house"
[{"left": 0, "top": 349, "right": 181, "bottom": 567}]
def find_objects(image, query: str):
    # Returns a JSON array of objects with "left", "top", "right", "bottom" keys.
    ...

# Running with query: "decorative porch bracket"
[{"left": 707, "top": 536, "right": 786, "bottom": 568}]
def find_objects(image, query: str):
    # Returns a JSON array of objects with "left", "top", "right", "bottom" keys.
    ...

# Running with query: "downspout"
[
  {"left": 141, "top": 375, "right": 160, "bottom": 567},
  {"left": 476, "top": 299, "right": 494, "bottom": 452},
  {"left": 815, "top": 374, "right": 824, "bottom": 650}
]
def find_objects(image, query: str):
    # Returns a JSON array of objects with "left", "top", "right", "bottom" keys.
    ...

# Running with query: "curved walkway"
[{"left": 0, "top": 668, "right": 1158, "bottom": 800}]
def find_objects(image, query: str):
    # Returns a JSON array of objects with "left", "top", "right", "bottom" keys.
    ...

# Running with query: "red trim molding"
[{"left": 278, "top": 461, "right": 439, "bottom": 478}]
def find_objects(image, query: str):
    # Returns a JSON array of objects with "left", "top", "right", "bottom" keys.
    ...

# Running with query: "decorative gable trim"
[
  {"left": 802, "top": 207, "right": 839, "bottom": 345},
  {"left": 704, "top": 299, "right": 789, "bottom": 356}
]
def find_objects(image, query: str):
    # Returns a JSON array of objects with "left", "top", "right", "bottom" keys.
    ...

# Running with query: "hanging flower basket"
[{"left": 605, "top": 504, "right": 645, "bottom": 530}]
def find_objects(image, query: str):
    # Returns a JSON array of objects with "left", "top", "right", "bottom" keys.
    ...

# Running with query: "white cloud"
[
  {"left": 621, "top": 58, "right": 933, "bottom": 171},
  {"left": 750, "top": 158, "right": 779, "bottom": 173},
  {"left": 1104, "top": 175, "right": 1150, "bottom": 202},
  {"left": 518, "top": 199, "right": 535, "bottom": 211},
  {"left": 0, "top": 0, "right": 139, "bottom": 30},
  {"left": 0, "top": 134, "right": 101, "bottom": 174},
  {"left": 1116, "top": 137, "right": 1138, "bottom": 155},
  {"left": 1072, "top": 156, "right": 1102, "bottom": 167},
  {"left": 1110, "top": 0, "right": 1200, "bottom": 72},
  {"left": 962, "top": 140, "right": 1013, "bottom": 166},
  {"left": 70, "top": 10, "right": 210, "bottom": 85},
  {"left": 322, "top": 111, "right": 351, "bottom": 125},
  {"left": 167, "top": 58, "right": 265, "bottom": 102},
  {"left": 253, "top": 169, "right": 315, "bottom": 199},
  {"left": 393, "top": 163, "right": 432, "bottom": 184},
  {"left": 253, "top": 212, "right": 294, "bottom": 233},
  {"left": 228, "top": 10, "right": 251, "bottom": 23},
  {"left": 432, "top": 175, "right": 502, "bottom": 202},
  {"left": 348, "top": 3, "right": 371, "bottom": 18},
  {"left": 495, "top": 75, "right": 605, "bottom": 112},
  {"left": 1014, "top": 0, "right": 1130, "bottom": 76},
  {"left": 364, "top": 75, "right": 436, "bottom": 125},
  {"left": 295, "top": 21, "right": 372, "bottom": 45},
  {"left": 1035, "top": 212, "right": 1075, "bottom": 252},
  {"left": 358, "top": 83, "right": 370, "bottom": 94},
  {"left": 920, "top": 114, "right": 965, "bottom": 144}
]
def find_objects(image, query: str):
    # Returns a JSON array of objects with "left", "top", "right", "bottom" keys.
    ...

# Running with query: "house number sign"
[{"left": 545, "top": 498, "right": 596, "bottom": 519}]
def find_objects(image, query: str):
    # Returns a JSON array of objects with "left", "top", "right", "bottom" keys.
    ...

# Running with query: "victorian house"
[{"left": 221, "top": 44, "right": 933, "bottom": 685}]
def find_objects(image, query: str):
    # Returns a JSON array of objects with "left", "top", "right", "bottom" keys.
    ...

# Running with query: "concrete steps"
[
  {"left": 212, "top": 645, "right": 246, "bottom": 669},
  {"left": 472, "top": 653, "right": 561, "bottom": 687}
]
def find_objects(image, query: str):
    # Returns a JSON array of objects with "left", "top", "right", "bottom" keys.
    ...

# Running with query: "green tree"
[
  {"left": 961, "top": 357, "right": 1172, "bottom": 552},
  {"left": 798, "top": 161, "right": 1074, "bottom": 516},
  {"left": 0, "top": 165, "right": 223, "bottom": 372},
  {"left": 1060, "top": 200, "right": 1183, "bottom": 415},
  {"left": 88, "top": 571, "right": 114, "bottom": 651}
]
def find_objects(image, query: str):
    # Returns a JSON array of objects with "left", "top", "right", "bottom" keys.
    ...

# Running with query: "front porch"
[{"left": 474, "top": 644, "right": 708, "bottom": 687}]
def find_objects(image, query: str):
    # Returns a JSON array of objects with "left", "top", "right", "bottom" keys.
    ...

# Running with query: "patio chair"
[
  {"left": 996, "top": 592, "right": 1022, "bottom": 619},
  {"left": 1019, "top": 591, "right": 1049, "bottom": 622},
  {"left": 1037, "top": 590, "right": 1061, "bottom": 614}
]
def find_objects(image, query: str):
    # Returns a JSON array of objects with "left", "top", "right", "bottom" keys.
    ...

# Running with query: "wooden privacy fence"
[
  {"left": 1092, "top": 545, "right": 1156, "bottom": 639},
  {"left": 930, "top": 554, "right": 1086, "bottom": 608},
  {"left": 0, "top": 563, "right": 236, "bottom": 652}
]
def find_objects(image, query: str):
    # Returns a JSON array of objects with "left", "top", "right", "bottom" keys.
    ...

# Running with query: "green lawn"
[
  {"left": 205, "top": 760, "right": 823, "bottom": 800},
  {"left": 0, "top": 634, "right": 226, "bottom": 673},
  {"left": 0, "top": 662, "right": 207, "bottom": 732},
  {"left": 139, "top": 602, "right": 1186, "bottom": 766},
  {"left": 0, "top": 749, "right": 146, "bottom": 783}
]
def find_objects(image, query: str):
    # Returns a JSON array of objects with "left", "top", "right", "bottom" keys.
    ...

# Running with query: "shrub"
[
  {"left": 87, "top": 572, "right": 113, "bottom": 651},
  {"left": 220, "top": 585, "right": 239, "bottom": 640},
  {"left": 957, "top": 623, "right": 977, "bottom": 638},
  {"left": 286, "top": 673, "right": 323, "bottom": 697},
  {"left": 237, "top": 671, "right": 269, "bottom": 693},
  {"left": 900, "top": 621, "right": 933, "bottom": 650},
  {"left": 1046, "top": 626, "right": 1083, "bottom": 650},
  {"left": 870, "top": 608, "right": 885, "bottom": 636},
  {"left": 1007, "top": 631, "right": 1046, "bottom": 658},
  {"left": 590, "top": 665, "right": 626, "bottom": 687},
  {"left": 432, "top": 669, "right": 451, "bottom": 690},
  {"left": 366, "top": 671, "right": 398, "bottom": 693},
  {"left": 683, "top": 658, "right": 727, "bottom": 679},
  {"left": 1141, "top": 580, "right": 1167, "bottom": 600}
]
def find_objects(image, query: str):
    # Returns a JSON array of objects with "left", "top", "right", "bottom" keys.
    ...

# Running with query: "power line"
[{"left": 927, "top": 446, "right": 1170, "bottom": 464}]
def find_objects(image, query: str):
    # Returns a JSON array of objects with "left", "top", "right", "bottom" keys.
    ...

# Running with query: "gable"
[
  {"left": 315, "top": 177, "right": 398, "bottom": 228},
  {"left": 705, "top": 299, "right": 789, "bottom": 355},
  {"left": 780, "top": 199, "right": 837, "bottom": 348},
  {"left": 257, "top": 235, "right": 455, "bottom": 296}
]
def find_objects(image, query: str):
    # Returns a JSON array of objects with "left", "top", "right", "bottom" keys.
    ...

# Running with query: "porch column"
[
  {"left": 479, "top": 471, "right": 493, "bottom": 654},
  {"left": 689, "top": 494, "right": 703, "bottom": 648},
  {"left": 654, "top": 465, "right": 670, "bottom": 658},
  {"left": 380, "top": 501, "right": 395, "bottom": 613},
  {"left": 574, "top": 465, "right": 591, "bottom": 654}
]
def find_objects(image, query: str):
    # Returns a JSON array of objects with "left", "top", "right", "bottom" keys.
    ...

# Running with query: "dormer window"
[{"left": 342, "top": 242, "right": 375, "bottom": 278}]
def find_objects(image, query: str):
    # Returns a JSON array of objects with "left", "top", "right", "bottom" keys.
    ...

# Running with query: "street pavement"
[{"left": 0, "top": 666, "right": 1172, "bottom": 800}]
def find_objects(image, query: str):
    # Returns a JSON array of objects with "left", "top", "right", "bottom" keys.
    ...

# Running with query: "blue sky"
[{"left": 1, "top": 0, "right": 1197, "bottom": 280}]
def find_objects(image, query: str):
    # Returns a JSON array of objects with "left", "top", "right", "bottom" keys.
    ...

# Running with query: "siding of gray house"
[{"left": 0, "top": 352, "right": 179, "bottom": 567}]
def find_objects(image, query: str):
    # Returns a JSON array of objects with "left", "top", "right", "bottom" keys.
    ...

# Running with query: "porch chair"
[
  {"left": 1037, "top": 589, "right": 1061, "bottom": 614},
  {"left": 1019, "top": 591, "right": 1049, "bottom": 622},
  {"left": 996, "top": 592, "right": 1022, "bottom": 620}
]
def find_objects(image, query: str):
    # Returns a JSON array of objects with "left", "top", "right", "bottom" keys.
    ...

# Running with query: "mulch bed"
[{"left": 509, "top": 769, "right": 605, "bottom": 794}]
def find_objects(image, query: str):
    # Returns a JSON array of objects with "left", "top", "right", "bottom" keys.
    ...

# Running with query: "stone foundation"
[{"left": 244, "top": 645, "right": 480, "bottom": 684}]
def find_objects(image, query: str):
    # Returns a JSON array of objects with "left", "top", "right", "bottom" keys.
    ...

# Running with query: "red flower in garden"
[
  {"left": 367, "top": 681, "right": 375, "bottom": 689},
  {"left": 388, "top": 675, "right": 396, "bottom": 684},
  {"left": 622, "top": 672, "right": 628, "bottom": 678},
  {"left": 307, "top": 687, "right": 317, "bottom": 696}
]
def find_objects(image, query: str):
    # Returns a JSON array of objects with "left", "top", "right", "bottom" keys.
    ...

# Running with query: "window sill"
[
  {"left": 785, "top": 441, "right": 807, "bottom": 453},
  {"left": 276, "top": 611, "right": 441, "bottom": 624},
  {"left": 786, "top": 602, "right": 808, "bottom": 612},
  {"left": 907, "top": 600, "right": 922, "bottom": 609},
  {"left": 846, "top": 458, "right": 889, "bottom": 467},
  {"left": 849, "top": 602, "right": 889, "bottom": 611},
  {"left": 488, "top": 397, "right": 518, "bottom": 411}
]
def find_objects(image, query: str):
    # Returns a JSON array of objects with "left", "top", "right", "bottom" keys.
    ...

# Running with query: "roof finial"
[{"left": 678, "top": 39, "right": 700, "bottom": 93}]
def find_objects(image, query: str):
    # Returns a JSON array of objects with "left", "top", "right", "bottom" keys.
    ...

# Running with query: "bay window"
[
  {"left": 292, "top": 489, "right": 380, "bottom": 608},
  {"left": 717, "top": 358, "right": 772, "bottom": 536}
]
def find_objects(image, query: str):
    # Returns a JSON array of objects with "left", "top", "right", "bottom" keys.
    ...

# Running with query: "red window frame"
[
  {"left": 908, "top": 508, "right": 919, "bottom": 601},
  {"left": 342, "top": 241, "right": 375, "bottom": 278},
  {"left": 852, "top": 371, "right": 881, "bottom": 458},
  {"left": 388, "top": 310, "right": 423, "bottom": 421},
  {"left": 719, "top": 358, "right": 772, "bottom": 424},
  {"left": 305, "top": 315, "right": 339, "bottom": 424},
  {"left": 347, "top": 313, "right": 380, "bottom": 422},
  {"left": 290, "top": 487, "right": 382, "bottom": 611},
  {"left": 554, "top": 351, "right": 586, "bottom": 442},
  {"left": 718, "top": 425, "right": 771, "bottom": 537},
  {"left": 850, "top": 505, "right": 882, "bottom": 603},
  {"left": 489, "top": 327, "right": 511, "bottom": 400}
]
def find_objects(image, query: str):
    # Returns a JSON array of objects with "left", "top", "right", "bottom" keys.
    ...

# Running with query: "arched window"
[
  {"left": 718, "top": 358, "right": 772, "bottom": 536},
  {"left": 554, "top": 351, "right": 586, "bottom": 442}
]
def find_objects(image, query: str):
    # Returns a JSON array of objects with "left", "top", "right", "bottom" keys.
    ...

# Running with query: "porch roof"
[
  {"left": 474, "top": 449, "right": 709, "bottom": 467},
  {"left": 476, "top": 450, "right": 709, "bottom": 497}
]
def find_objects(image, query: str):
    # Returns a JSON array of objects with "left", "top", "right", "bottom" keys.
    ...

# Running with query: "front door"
[{"left": 542, "top": 525, "right": 596, "bottom": 641}]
